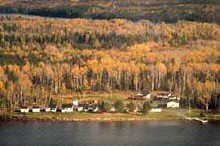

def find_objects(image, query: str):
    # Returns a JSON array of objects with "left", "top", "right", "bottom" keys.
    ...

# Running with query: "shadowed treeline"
[{"left": 0, "top": 0, "right": 220, "bottom": 23}]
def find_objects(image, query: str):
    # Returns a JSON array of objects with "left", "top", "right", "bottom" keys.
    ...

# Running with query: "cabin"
[
  {"left": 45, "top": 107, "right": 51, "bottom": 112},
  {"left": 144, "top": 93, "right": 151, "bottom": 99},
  {"left": 88, "top": 104, "right": 99, "bottom": 113},
  {"left": 167, "top": 100, "right": 180, "bottom": 108},
  {"left": 157, "top": 93, "right": 170, "bottom": 99},
  {"left": 168, "top": 95, "right": 177, "bottom": 100},
  {"left": 32, "top": 106, "right": 40, "bottom": 113},
  {"left": 61, "top": 104, "right": 73, "bottom": 113},
  {"left": 110, "top": 107, "right": 116, "bottom": 112},
  {"left": 136, "top": 93, "right": 143, "bottom": 96},
  {"left": 151, "top": 107, "right": 162, "bottom": 112},
  {"left": 77, "top": 104, "right": 89, "bottom": 112},
  {"left": 20, "top": 106, "right": 29, "bottom": 113},
  {"left": 45, "top": 104, "right": 57, "bottom": 112}
]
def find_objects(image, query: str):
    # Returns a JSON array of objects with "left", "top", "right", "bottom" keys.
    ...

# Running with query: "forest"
[
  {"left": 0, "top": 0, "right": 220, "bottom": 23},
  {"left": 0, "top": 15, "right": 219, "bottom": 111}
]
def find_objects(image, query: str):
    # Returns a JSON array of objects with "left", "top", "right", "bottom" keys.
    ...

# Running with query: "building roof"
[
  {"left": 32, "top": 106, "right": 40, "bottom": 109},
  {"left": 137, "top": 93, "right": 143, "bottom": 96},
  {"left": 169, "top": 95, "right": 176, "bottom": 98},
  {"left": 152, "top": 106, "right": 161, "bottom": 109},
  {"left": 21, "top": 106, "right": 29, "bottom": 109},
  {"left": 49, "top": 103, "right": 57, "bottom": 108},
  {"left": 157, "top": 93, "right": 169, "bottom": 96},
  {"left": 90, "top": 104, "right": 99, "bottom": 108},
  {"left": 61, "top": 104, "right": 73, "bottom": 108},
  {"left": 78, "top": 104, "right": 89, "bottom": 108},
  {"left": 167, "top": 100, "right": 179, "bottom": 103}
]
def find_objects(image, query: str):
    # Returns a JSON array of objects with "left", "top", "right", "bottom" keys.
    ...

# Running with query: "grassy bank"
[
  {"left": 2, "top": 108, "right": 220, "bottom": 122},
  {"left": 187, "top": 109, "right": 217, "bottom": 119},
  {"left": 2, "top": 109, "right": 187, "bottom": 122}
]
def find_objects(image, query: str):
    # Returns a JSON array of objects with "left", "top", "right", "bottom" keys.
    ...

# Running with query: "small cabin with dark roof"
[
  {"left": 144, "top": 93, "right": 151, "bottom": 99},
  {"left": 151, "top": 106, "right": 162, "bottom": 112},
  {"left": 167, "top": 100, "right": 180, "bottom": 108},
  {"left": 20, "top": 106, "right": 29, "bottom": 113},
  {"left": 32, "top": 106, "right": 40, "bottom": 113},
  {"left": 61, "top": 104, "right": 73, "bottom": 113},
  {"left": 77, "top": 104, "right": 89, "bottom": 112},
  {"left": 45, "top": 107, "right": 51, "bottom": 112},
  {"left": 45, "top": 104, "right": 57, "bottom": 112},
  {"left": 88, "top": 104, "right": 99, "bottom": 113}
]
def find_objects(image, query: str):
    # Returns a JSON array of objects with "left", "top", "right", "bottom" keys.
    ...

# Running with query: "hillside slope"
[
  {"left": 0, "top": 0, "right": 219, "bottom": 23},
  {"left": 0, "top": 15, "right": 219, "bottom": 109}
]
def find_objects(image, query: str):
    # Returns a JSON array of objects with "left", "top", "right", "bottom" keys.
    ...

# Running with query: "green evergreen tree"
[
  {"left": 142, "top": 102, "right": 151, "bottom": 115},
  {"left": 127, "top": 101, "right": 136, "bottom": 112},
  {"left": 115, "top": 100, "right": 125, "bottom": 113}
]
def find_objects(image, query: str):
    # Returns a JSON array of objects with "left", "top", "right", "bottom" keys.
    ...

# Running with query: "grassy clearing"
[
  {"left": 52, "top": 91, "right": 131, "bottom": 106},
  {"left": 187, "top": 109, "right": 216, "bottom": 119}
]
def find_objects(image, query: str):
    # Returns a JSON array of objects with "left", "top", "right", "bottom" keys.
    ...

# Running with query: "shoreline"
[
  {"left": 1, "top": 109, "right": 219, "bottom": 123},
  {"left": 0, "top": 114, "right": 184, "bottom": 122},
  {"left": 0, "top": 115, "right": 214, "bottom": 122},
  {"left": 0, "top": 116, "right": 184, "bottom": 122},
  {"left": 2, "top": 116, "right": 220, "bottom": 124},
  {"left": 2, "top": 116, "right": 220, "bottom": 123}
]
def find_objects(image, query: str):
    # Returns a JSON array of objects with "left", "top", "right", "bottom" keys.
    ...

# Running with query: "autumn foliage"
[{"left": 0, "top": 16, "right": 219, "bottom": 110}]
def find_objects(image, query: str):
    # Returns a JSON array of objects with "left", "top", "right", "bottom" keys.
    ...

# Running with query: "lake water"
[{"left": 0, "top": 120, "right": 220, "bottom": 146}]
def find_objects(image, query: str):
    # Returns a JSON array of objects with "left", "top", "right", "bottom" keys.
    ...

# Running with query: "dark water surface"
[{"left": 0, "top": 120, "right": 220, "bottom": 146}]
